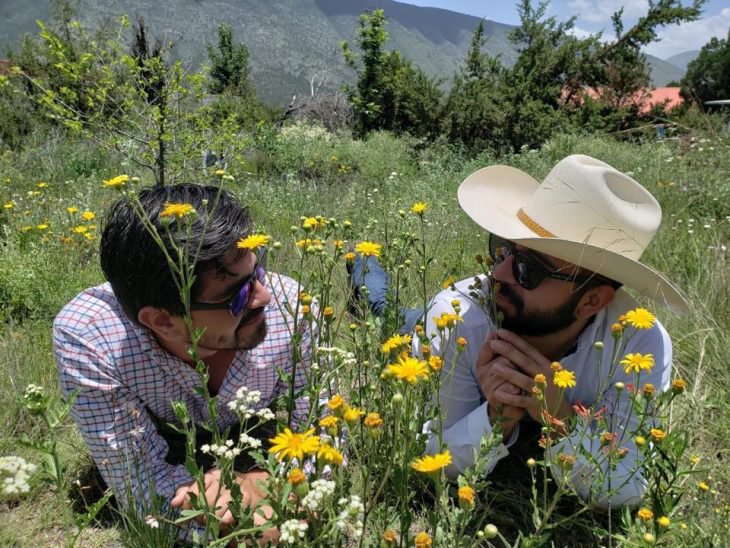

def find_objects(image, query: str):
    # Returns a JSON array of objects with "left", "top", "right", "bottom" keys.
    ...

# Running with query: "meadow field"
[{"left": 0, "top": 124, "right": 728, "bottom": 546}]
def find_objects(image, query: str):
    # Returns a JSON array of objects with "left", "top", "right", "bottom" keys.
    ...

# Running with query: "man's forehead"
[{"left": 206, "top": 247, "right": 253, "bottom": 279}]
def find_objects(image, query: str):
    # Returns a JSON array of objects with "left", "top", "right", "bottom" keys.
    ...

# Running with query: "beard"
[
  {"left": 491, "top": 281, "right": 586, "bottom": 337},
  {"left": 234, "top": 306, "right": 268, "bottom": 349}
]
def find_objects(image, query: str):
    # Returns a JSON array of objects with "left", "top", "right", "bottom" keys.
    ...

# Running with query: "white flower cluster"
[
  {"left": 239, "top": 433, "right": 262, "bottom": 449},
  {"left": 22, "top": 384, "right": 47, "bottom": 413},
  {"left": 280, "top": 519, "right": 309, "bottom": 544},
  {"left": 301, "top": 479, "right": 336, "bottom": 512},
  {"left": 1, "top": 456, "right": 37, "bottom": 496},
  {"left": 279, "top": 122, "right": 331, "bottom": 143},
  {"left": 227, "top": 387, "right": 262, "bottom": 418},
  {"left": 199, "top": 440, "right": 242, "bottom": 460},
  {"left": 317, "top": 346, "right": 357, "bottom": 368},
  {"left": 144, "top": 515, "right": 160, "bottom": 529},
  {"left": 336, "top": 495, "right": 364, "bottom": 539}
]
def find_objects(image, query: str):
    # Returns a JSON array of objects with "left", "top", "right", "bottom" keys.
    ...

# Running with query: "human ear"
[
  {"left": 575, "top": 285, "right": 615, "bottom": 320},
  {"left": 138, "top": 306, "right": 187, "bottom": 340}
]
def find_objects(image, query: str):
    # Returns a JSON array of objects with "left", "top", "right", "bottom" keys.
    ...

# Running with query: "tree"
[
  {"left": 342, "top": 9, "right": 442, "bottom": 139},
  {"left": 681, "top": 30, "right": 730, "bottom": 104},
  {"left": 207, "top": 24, "right": 253, "bottom": 98}
]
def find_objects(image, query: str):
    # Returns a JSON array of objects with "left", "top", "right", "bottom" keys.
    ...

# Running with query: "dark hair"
[{"left": 100, "top": 184, "right": 252, "bottom": 323}]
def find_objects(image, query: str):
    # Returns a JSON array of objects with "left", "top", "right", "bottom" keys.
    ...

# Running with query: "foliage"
[
  {"left": 342, "top": 9, "right": 443, "bottom": 139},
  {"left": 206, "top": 24, "right": 253, "bottom": 98},
  {"left": 681, "top": 30, "right": 730, "bottom": 105}
]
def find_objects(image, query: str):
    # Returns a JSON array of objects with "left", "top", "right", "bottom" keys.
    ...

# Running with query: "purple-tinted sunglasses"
[{"left": 190, "top": 252, "right": 267, "bottom": 316}]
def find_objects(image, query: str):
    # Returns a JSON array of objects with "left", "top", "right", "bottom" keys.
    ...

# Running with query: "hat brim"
[{"left": 458, "top": 165, "right": 689, "bottom": 313}]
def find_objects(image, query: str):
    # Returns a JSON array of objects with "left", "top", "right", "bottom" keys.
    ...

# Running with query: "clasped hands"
[
  {"left": 171, "top": 468, "right": 277, "bottom": 541},
  {"left": 476, "top": 329, "right": 573, "bottom": 439}
]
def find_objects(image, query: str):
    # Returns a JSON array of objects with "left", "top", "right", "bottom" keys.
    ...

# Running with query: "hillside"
[{"left": 0, "top": 0, "right": 685, "bottom": 104}]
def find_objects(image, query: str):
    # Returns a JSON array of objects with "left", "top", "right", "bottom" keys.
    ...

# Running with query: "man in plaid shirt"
[{"left": 53, "top": 184, "right": 314, "bottom": 535}]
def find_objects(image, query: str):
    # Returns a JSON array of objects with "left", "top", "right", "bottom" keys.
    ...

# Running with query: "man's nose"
[
  {"left": 248, "top": 278, "right": 272, "bottom": 309},
  {"left": 491, "top": 255, "right": 517, "bottom": 285}
]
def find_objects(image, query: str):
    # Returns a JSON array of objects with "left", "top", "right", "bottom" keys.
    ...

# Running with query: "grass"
[{"left": 1, "top": 124, "right": 729, "bottom": 545}]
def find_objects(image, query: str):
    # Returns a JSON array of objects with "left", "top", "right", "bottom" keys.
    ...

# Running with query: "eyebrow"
[{"left": 209, "top": 263, "right": 258, "bottom": 302}]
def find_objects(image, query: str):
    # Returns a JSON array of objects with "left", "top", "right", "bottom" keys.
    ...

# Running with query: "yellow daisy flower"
[
  {"left": 237, "top": 233, "right": 270, "bottom": 251},
  {"left": 268, "top": 428, "right": 320, "bottom": 461},
  {"left": 649, "top": 428, "right": 666, "bottom": 442},
  {"left": 637, "top": 508, "right": 654, "bottom": 521},
  {"left": 102, "top": 174, "right": 129, "bottom": 188},
  {"left": 620, "top": 353, "right": 655, "bottom": 374},
  {"left": 66, "top": 207, "right": 78, "bottom": 214},
  {"left": 287, "top": 467, "right": 306, "bottom": 486},
  {"left": 411, "top": 450, "right": 452, "bottom": 473},
  {"left": 363, "top": 412, "right": 383, "bottom": 429},
  {"left": 553, "top": 369, "right": 576, "bottom": 389},
  {"left": 382, "top": 333, "right": 412, "bottom": 353},
  {"left": 317, "top": 443, "right": 344, "bottom": 466},
  {"left": 343, "top": 406, "right": 365, "bottom": 424},
  {"left": 160, "top": 203, "right": 194, "bottom": 219},
  {"left": 410, "top": 202, "right": 428, "bottom": 215},
  {"left": 386, "top": 354, "right": 429, "bottom": 384},
  {"left": 355, "top": 240, "right": 381, "bottom": 257},
  {"left": 414, "top": 532, "right": 432, "bottom": 548},
  {"left": 624, "top": 307, "right": 656, "bottom": 329},
  {"left": 319, "top": 415, "right": 339, "bottom": 430},
  {"left": 441, "top": 275, "right": 456, "bottom": 289},
  {"left": 81, "top": 211, "right": 96, "bottom": 221},
  {"left": 458, "top": 485, "right": 475, "bottom": 506}
]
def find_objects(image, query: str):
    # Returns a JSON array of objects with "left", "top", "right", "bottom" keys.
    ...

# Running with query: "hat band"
[{"left": 517, "top": 208, "right": 556, "bottom": 238}]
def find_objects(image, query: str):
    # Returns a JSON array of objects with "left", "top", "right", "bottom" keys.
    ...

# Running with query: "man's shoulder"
[
  {"left": 594, "top": 289, "right": 671, "bottom": 350},
  {"left": 429, "top": 276, "right": 492, "bottom": 329},
  {"left": 53, "top": 282, "right": 133, "bottom": 340}
]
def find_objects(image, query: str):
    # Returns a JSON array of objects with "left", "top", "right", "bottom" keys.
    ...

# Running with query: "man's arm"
[{"left": 54, "top": 325, "right": 195, "bottom": 511}]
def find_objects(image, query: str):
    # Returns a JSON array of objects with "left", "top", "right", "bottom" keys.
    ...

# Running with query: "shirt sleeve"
[
  {"left": 550, "top": 324, "right": 672, "bottom": 508},
  {"left": 53, "top": 323, "right": 194, "bottom": 511},
  {"left": 420, "top": 295, "right": 514, "bottom": 479}
]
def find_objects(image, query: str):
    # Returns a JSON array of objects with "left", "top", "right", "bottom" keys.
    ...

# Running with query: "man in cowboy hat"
[{"left": 418, "top": 154, "right": 686, "bottom": 508}]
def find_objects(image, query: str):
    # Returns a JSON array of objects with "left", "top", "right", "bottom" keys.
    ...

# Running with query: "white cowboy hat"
[{"left": 458, "top": 154, "right": 688, "bottom": 313}]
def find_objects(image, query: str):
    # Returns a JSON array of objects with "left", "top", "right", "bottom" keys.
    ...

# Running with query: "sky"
[{"left": 398, "top": 0, "right": 730, "bottom": 59}]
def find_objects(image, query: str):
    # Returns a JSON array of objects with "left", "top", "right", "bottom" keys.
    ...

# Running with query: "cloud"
[
  {"left": 644, "top": 8, "right": 730, "bottom": 59},
  {"left": 566, "top": 0, "right": 649, "bottom": 25}
]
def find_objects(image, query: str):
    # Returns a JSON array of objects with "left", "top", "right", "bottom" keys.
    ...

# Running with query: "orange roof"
[{"left": 563, "top": 86, "right": 684, "bottom": 114}]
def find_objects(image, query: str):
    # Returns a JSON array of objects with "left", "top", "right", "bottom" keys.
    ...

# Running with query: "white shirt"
[{"left": 421, "top": 277, "right": 672, "bottom": 508}]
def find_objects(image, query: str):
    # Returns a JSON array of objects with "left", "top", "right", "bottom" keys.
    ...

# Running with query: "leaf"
[{"left": 174, "top": 509, "right": 206, "bottom": 524}]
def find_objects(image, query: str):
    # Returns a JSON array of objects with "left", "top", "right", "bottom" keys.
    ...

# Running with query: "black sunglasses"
[
  {"left": 190, "top": 252, "right": 267, "bottom": 316},
  {"left": 488, "top": 234, "right": 596, "bottom": 290}
]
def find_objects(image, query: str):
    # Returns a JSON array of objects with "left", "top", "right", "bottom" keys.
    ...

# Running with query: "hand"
[
  {"left": 487, "top": 330, "right": 574, "bottom": 432},
  {"left": 476, "top": 333, "right": 524, "bottom": 438},
  {"left": 171, "top": 468, "right": 273, "bottom": 532}
]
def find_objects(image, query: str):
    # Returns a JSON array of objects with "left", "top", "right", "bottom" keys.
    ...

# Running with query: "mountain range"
[{"left": 0, "top": 0, "right": 698, "bottom": 105}]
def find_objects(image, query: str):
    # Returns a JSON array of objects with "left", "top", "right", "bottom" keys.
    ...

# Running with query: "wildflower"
[
  {"left": 411, "top": 202, "right": 428, "bottom": 215},
  {"left": 0, "top": 455, "right": 37, "bottom": 496},
  {"left": 319, "top": 415, "right": 339, "bottom": 434},
  {"left": 382, "top": 333, "right": 412, "bottom": 353},
  {"left": 649, "top": 428, "right": 666, "bottom": 442},
  {"left": 458, "top": 485, "right": 475, "bottom": 507},
  {"left": 237, "top": 233, "right": 270, "bottom": 250},
  {"left": 344, "top": 251, "right": 356, "bottom": 263},
  {"left": 411, "top": 450, "right": 452, "bottom": 473},
  {"left": 36, "top": 223, "right": 49, "bottom": 230},
  {"left": 268, "top": 428, "right": 320, "bottom": 461},
  {"left": 66, "top": 207, "right": 78, "bottom": 214},
  {"left": 698, "top": 481, "right": 710, "bottom": 491},
  {"left": 215, "top": 169, "right": 226, "bottom": 176},
  {"left": 600, "top": 432, "right": 616, "bottom": 447},
  {"left": 620, "top": 353, "right": 655, "bottom": 374},
  {"left": 611, "top": 323, "right": 623, "bottom": 336},
  {"left": 323, "top": 306, "right": 334, "bottom": 319},
  {"left": 382, "top": 530, "right": 398, "bottom": 544},
  {"left": 317, "top": 443, "right": 344, "bottom": 466},
  {"left": 483, "top": 524, "right": 499, "bottom": 539},
  {"left": 364, "top": 412, "right": 383, "bottom": 429},
  {"left": 433, "top": 312, "right": 462, "bottom": 330},
  {"left": 102, "top": 174, "right": 129, "bottom": 188},
  {"left": 442, "top": 275, "right": 456, "bottom": 289},
  {"left": 428, "top": 355, "right": 443, "bottom": 371},
  {"left": 657, "top": 516, "right": 670, "bottom": 528},
  {"left": 386, "top": 354, "right": 429, "bottom": 384},
  {"left": 456, "top": 336, "right": 467, "bottom": 349},
  {"left": 37, "top": 182, "right": 48, "bottom": 188},
  {"left": 624, "top": 307, "right": 656, "bottom": 329},
  {"left": 414, "top": 532, "right": 432, "bottom": 548},
  {"left": 343, "top": 406, "right": 365, "bottom": 425},
  {"left": 160, "top": 203, "right": 195, "bottom": 220},
  {"left": 144, "top": 515, "right": 160, "bottom": 529},
  {"left": 286, "top": 468, "right": 307, "bottom": 485},
  {"left": 690, "top": 455, "right": 701, "bottom": 465},
  {"left": 301, "top": 479, "right": 336, "bottom": 512},
  {"left": 3, "top": 201, "right": 14, "bottom": 209},
  {"left": 642, "top": 384, "right": 655, "bottom": 398},
  {"left": 327, "top": 394, "right": 346, "bottom": 416},
  {"left": 355, "top": 240, "right": 381, "bottom": 257},
  {"left": 643, "top": 533, "right": 656, "bottom": 544},
  {"left": 550, "top": 361, "right": 563, "bottom": 372},
  {"left": 335, "top": 495, "right": 364, "bottom": 539},
  {"left": 553, "top": 369, "right": 576, "bottom": 389},
  {"left": 672, "top": 379, "right": 687, "bottom": 393},
  {"left": 637, "top": 508, "right": 654, "bottom": 521},
  {"left": 534, "top": 373, "right": 547, "bottom": 386},
  {"left": 301, "top": 305, "right": 311, "bottom": 316},
  {"left": 280, "top": 519, "right": 308, "bottom": 544},
  {"left": 635, "top": 435, "right": 646, "bottom": 447},
  {"left": 22, "top": 384, "right": 47, "bottom": 415},
  {"left": 557, "top": 453, "right": 576, "bottom": 470},
  {"left": 72, "top": 225, "right": 89, "bottom": 234}
]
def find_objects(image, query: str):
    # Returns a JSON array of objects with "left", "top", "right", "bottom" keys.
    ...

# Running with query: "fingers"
[
  {"left": 492, "top": 387, "right": 534, "bottom": 409},
  {"left": 489, "top": 331, "right": 550, "bottom": 377},
  {"left": 171, "top": 480, "right": 198, "bottom": 509},
  {"left": 476, "top": 332, "right": 501, "bottom": 369},
  {"left": 491, "top": 360, "right": 535, "bottom": 393}
]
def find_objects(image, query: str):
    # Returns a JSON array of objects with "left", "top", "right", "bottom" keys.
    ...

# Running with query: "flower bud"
[
  {"left": 483, "top": 524, "right": 498, "bottom": 539},
  {"left": 391, "top": 393, "right": 404, "bottom": 406}
]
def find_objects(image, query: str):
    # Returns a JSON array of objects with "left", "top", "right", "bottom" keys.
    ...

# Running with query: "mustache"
[
  {"left": 494, "top": 279, "right": 524, "bottom": 310},
  {"left": 238, "top": 306, "right": 266, "bottom": 327}
]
